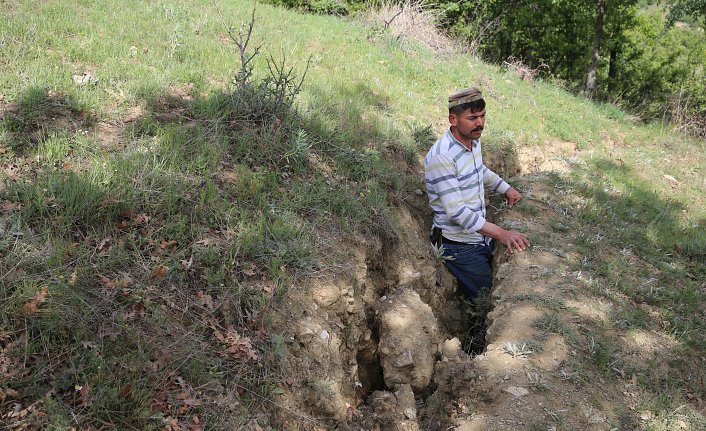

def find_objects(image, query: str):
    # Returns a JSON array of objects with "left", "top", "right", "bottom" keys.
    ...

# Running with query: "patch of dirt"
[
  {"left": 271, "top": 189, "right": 466, "bottom": 430},
  {"left": 138, "top": 83, "right": 196, "bottom": 125},
  {"left": 455, "top": 176, "right": 628, "bottom": 430},
  {"left": 516, "top": 140, "right": 580, "bottom": 174}
]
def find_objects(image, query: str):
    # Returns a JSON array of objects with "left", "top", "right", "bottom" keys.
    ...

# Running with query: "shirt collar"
[{"left": 447, "top": 128, "right": 478, "bottom": 150}]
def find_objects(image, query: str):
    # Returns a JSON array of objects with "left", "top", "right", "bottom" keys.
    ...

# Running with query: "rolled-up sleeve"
[
  {"left": 427, "top": 154, "right": 486, "bottom": 233},
  {"left": 483, "top": 166, "right": 510, "bottom": 194}
]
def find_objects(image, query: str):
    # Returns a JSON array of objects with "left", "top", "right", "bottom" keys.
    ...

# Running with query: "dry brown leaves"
[
  {"left": 23, "top": 286, "right": 47, "bottom": 315},
  {"left": 211, "top": 323, "right": 258, "bottom": 362},
  {"left": 1, "top": 398, "right": 48, "bottom": 430}
]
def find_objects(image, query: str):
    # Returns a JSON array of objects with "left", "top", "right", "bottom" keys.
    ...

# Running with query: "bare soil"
[{"left": 269, "top": 142, "right": 703, "bottom": 430}]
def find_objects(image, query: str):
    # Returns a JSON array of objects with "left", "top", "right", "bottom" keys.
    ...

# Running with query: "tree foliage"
[
  {"left": 618, "top": 10, "right": 706, "bottom": 132},
  {"left": 261, "top": 0, "right": 365, "bottom": 15},
  {"left": 666, "top": 0, "right": 706, "bottom": 26},
  {"left": 433, "top": 0, "right": 704, "bottom": 133},
  {"left": 435, "top": 0, "right": 639, "bottom": 88}
]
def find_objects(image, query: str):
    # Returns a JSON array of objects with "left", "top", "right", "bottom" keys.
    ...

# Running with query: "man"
[{"left": 424, "top": 87, "right": 530, "bottom": 300}]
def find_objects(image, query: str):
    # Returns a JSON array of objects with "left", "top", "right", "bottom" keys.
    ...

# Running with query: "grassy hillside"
[{"left": 1, "top": 0, "right": 704, "bottom": 429}]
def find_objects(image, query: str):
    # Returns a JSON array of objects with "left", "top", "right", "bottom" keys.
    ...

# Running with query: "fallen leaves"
[
  {"left": 0, "top": 387, "right": 19, "bottom": 403},
  {"left": 1, "top": 401, "right": 46, "bottom": 429},
  {"left": 195, "top": 236, "right": 220, "bottom": 246},
  {"left": 160, "top": 239, "right": 178, "bottom": 250},
  {"left": 151, "top": 265, "right": 168, "bottom": 280},
  {"left": 96, "top": 236, "right": 112, "bottom": 254},
  {"left": 211, "top": 324, "right": 258, "bottom": 362},
  {"left": 195, "top": 291, "right": 214, "bottom": 310},
  {"left": 128, "top": 45, "right": 149, "bottom": 56},
  {"left": 180, "top": 255, "right": 193, "bottom": 270},
  {"left": 115, "top": 211, "right": 151, "bottom": 230},
  {"left": 23, "top": 286, "right": 48, "bottom": 315},
  {"left": 0, "top": 201, "right": 20, "bottom": 214},
  {"left": 99, "top": 273, "right": 134, "bottom": 291},
  {"left": 161, "top": 414, "right": 202, "bottom": 431},
  {"left": 78, "top": 384, "right": 90, "bottom": 407},
  {"left": 149, "top": 372, "right": 206, "bottom": 431},
  {"left": 119, "top": 383, "right": 132, "bottom": 399}
]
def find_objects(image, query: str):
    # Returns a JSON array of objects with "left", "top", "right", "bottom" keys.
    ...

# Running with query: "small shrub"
[
  {"left": 532, "top": 313, "right": 567, "bottom": 335},
  {"left": 409, "top": 122, "right": 435, "bottom": 150}
]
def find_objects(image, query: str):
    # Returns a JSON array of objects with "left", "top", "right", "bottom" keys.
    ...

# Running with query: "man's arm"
[
  {"left": 478, "top": 221, "right": 530, "bottom": 254},
  {"left": 427, "top": 154, "right": 530, "bottom": 253},
  {"left": 482, "top": 165, "right": 522, "bottom": 206},
  {"left": 481, "top": 167, "right": 528, "bottom": 252},
  {"left": 505, "top": 186, "right": 522, "bottom": 206}
]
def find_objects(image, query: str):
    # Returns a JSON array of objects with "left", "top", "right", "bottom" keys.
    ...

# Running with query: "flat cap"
[{"left": 448, "top": 87, "right": 483, "bottom": 109}]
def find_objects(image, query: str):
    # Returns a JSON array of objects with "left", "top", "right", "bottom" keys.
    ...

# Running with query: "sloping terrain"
[{"left": 1, "top": 1, "right": 704, "bottom": 430}]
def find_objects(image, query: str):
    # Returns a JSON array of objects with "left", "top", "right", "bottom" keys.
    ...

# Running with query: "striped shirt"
[{"left": 424, "top": 129, "right": 510, "bottom": 244}]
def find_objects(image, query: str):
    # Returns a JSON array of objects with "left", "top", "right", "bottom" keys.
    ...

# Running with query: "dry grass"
[
  {"left": 364, "top": 1, "right": 456, "bottom": 54},
  {"left": 501, "top": 56, "right": 549, "bottom": 83}
]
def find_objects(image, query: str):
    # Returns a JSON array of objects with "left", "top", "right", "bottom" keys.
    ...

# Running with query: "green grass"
[
  {"left": 1, "top": 0, "right": 704, "bottom": 429},
  {"left": 530, "top": 131, "right": 705, "bottom": 429}
]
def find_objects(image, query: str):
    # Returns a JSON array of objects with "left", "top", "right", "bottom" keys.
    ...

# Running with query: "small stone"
[
  {"left": 440, "top": 338, "right": 462, "bottom": 359},
  {"left": 414, "top": 189, "right": 423, "bottom": 196},
  {"left": 393, "top": 351, "right": 414, "bottom": 368},
  {"left": 312, "top": 284, "right": 341, "bottom": 308},
  {"left": 71, "top": 72, "right": 98, "bottom": 87},
  {"left": 496, "top": 262, "right": 512, "bottom": 280},
  {"left": 504, "top": 386, "right": 529, "bottom": 397}
]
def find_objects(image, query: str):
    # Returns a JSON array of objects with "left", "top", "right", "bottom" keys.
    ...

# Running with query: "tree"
[
  {"left": 586, "top": 0, "right": 607, "bottom": 96},
  {"left": 666, "top": 0, "right": 706, "bottom": 26}
]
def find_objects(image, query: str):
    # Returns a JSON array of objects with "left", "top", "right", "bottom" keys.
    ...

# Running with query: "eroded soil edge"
[{"left": 272, "top": 145, "right": 637, "bottom": 430}]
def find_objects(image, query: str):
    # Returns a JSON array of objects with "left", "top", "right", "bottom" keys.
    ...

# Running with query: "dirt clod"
[{"left": 378, "top": 289, "right": 439, "bottom": 391}]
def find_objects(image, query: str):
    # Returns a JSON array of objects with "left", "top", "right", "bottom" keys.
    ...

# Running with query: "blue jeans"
[{"left": 439, "top": 240, "right": 494, "bottom": 299}]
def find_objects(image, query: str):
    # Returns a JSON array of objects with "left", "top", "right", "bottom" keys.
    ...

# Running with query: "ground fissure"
[
  {"left": 273, "top": 149, "right": 526, "bottom": 429},
  {"left": 273, "top": 142, "right": 687, "bottom": 430}
]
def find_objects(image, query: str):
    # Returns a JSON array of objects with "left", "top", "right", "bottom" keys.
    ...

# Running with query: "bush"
[
  {"left": 617, "top": 10, "right": 706, "bottom": 135},
  {"left": 263, "top": 0, "right": 351, "bottom": 15}
]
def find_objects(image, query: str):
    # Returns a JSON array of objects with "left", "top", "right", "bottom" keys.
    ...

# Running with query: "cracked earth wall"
[{"left": 272, "top": 148, "right": 570, "bottom": 430}]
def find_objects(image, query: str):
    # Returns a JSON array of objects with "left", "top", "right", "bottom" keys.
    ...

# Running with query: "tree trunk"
[
  {"left": 608, "top": 48, "right": 618, "bottom": 93},
  {"left": 585, "top": 0, "right": 606, "bottom": 98},
  {"left": 607, "top": 19, "right": 622, "bottom": 95}
]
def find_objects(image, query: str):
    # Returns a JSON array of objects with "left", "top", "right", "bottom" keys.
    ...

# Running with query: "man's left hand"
[{"left": 505, "top": 187, "right": 522, "bottom": 206}]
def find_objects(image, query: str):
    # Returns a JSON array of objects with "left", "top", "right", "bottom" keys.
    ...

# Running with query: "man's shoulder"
[{"left": 425, "top": 131, "right": 457, "bottom": 161}]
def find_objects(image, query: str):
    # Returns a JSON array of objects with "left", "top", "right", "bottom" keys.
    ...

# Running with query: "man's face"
[{"left": 450, "top": 108, "right": 486, "bottom": 141}]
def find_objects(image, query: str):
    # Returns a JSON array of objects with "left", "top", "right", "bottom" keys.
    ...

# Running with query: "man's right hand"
[
  {"left": 497, "top": 229, "right": 530, "bottom": 254},
  {"left": 479, "top": 222, "right": 530, "bottom": 254}
]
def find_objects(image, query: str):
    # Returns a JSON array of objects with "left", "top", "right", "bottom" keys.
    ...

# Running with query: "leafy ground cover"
[{"left": 1, "top": 0, "right": 704, "bottom": 429}]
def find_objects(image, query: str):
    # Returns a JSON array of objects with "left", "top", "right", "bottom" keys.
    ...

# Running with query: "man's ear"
[{"left": 448, "top": 112, "right": 457, "bottom": 126}]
